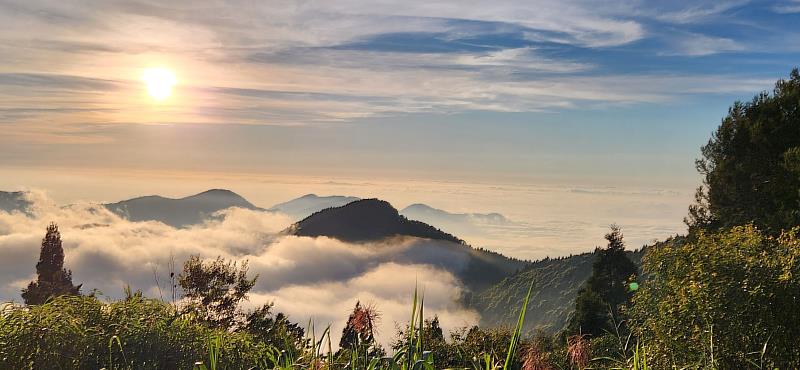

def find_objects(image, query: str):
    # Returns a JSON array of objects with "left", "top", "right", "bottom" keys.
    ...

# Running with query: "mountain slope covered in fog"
[
  {"left": 104, "top": 189, "right": 263, "bottom": 228},
  {"left": 291, "top": 198, "right": 528, "bottom": 291},
  {"left": 473, "top": 249, "right": 644, "bottom": 333},
  {"left": 268, "top": 194, "right": 360, "bottom": 221},
  {"left": 400, "top": 203, "right": 510, "bottom": 228}
]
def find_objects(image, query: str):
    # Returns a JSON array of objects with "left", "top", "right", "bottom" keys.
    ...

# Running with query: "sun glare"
[{"left": 141, "top": 67, "right": 176, "bottom": 101}]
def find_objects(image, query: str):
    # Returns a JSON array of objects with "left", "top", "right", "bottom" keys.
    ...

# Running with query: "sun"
[{"left": 141, "top": 67, "right": 177, "bottom": 102}]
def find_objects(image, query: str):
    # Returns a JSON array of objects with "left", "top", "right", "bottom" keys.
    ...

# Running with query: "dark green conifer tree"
[
  {"left": 687, "top": 68, "right": 800, "bottom": 235},
  {"left": 21, "top": 223, "right": 81, "bottom": 305},
  {"left": 567, "top": 225, "right": 638, "bottom": 337}
]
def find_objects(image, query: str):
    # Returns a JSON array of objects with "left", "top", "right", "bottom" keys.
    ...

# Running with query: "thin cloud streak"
[{"left": 0, "top": 0, "right": 794, "bottom": 143}]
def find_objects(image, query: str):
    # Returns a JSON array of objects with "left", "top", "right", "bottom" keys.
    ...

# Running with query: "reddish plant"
[
  {"left": 340, "top": 301, "right": 381, "bottom": 348},
  {"left": 567, "top": 334, "right": 591, "bottom": 369},
  {"left": 521, "top": 343, "right": 554, "bottom": 370}
]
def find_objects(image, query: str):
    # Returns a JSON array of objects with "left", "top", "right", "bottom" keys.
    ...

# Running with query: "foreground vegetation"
[{"left": 0, "top": 285, "right": 626, "bottom": 370}]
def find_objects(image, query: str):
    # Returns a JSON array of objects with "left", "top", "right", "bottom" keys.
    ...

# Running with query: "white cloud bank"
[{"left": 0, "top": 191, "right": 478, "bottom": 347}]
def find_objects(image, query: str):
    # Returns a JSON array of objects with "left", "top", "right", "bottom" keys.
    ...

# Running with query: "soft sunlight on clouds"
[
  {"left": 0, "top": 0, "right": 794, "bottom": 143},
  {"left": 663, "top": 33, "right": 746, "bottom": 57},
  {"left": 142, "top": 68, "right": 177, "bottom": 101}
]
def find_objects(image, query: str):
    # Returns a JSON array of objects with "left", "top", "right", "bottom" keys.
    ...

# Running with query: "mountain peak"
[
  {"left": 190, "top": 189, "right": 244, "bottom": 199},
  {"left": 292, "top": 198, "right": 462, "bottom": 243},
  {"left": 336, "top": 198, "right": 397, "bottom": 216},
  {"left": 404, "top": 203, "right": 435, "bottom": 210},
  {"left": 198, "top": 188, "right": 237, "bottom": 195},
  {"left": 185, "top": 189, "right": 254, "bottom": 204},
  {"left": 104, "top": 189, "right": 261, "bottom": 227}
]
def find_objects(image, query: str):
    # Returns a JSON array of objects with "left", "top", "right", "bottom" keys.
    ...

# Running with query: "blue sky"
[{"left": 0, "top": 0, "right": 799, "bottom": 252}]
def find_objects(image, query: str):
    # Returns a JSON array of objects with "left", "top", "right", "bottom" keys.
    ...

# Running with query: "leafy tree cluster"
[
  {"left": 631, "top": 225, "right": 800, "bottom": 368},
  {"left": 631, "top": 68, "right": 800, "bottom": 367},
  {"left": 178, "top": 255, "right": 256, "bottom": 329},
  {"left": 177, "top": 255, "right": 306, "bottom": 359},
  {"left": 688, "top": 68, "right": 800, "bottom": 235}
]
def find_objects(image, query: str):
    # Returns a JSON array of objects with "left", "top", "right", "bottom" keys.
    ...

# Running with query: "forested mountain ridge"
[
  {"left": 473, "top": 248, "right": 645, "bottom": 334},
  {"left": 291, "top": 198, "right": 465, "bottom": 243},
  {"left": 289, "top": 198, "right": 528, "bottom": 291}
]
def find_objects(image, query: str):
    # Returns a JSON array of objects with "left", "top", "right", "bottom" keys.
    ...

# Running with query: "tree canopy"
[
  {"left": 631, "top": 225, "right": 800, "bottom": 368},
  {"left": 567, "top": 225, "right": 638, "bottom": 337},
  {"left": 21, "top": 223, "right": 81, "bottom": 305},
  {"left": 178, "top": 255, "right": 257, "bottom": 328},
  {"left": 688, "top": 68, "right": 800, "bottom": 235}
]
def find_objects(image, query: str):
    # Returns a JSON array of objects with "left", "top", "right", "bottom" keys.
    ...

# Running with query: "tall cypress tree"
[
  {"left": 21, "top": 223, "right": 81, "bottom": 304},
  {"left": 567, "top": 225, "right": 638, "bottom": 336}
]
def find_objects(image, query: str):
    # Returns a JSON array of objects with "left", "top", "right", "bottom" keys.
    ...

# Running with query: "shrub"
[
  {"left": 0, "top": 295, "right": 271, "bottom": 369},
  {"left": 630, "top": 225, "right": 800, "bottom": 368}
]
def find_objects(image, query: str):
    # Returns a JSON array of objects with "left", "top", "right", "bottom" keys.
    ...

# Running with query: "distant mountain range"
[
  {"left": 3, "top": 188, "right": 516, "bottom": 237},
  {"left": 268, "top": 194, "right": 360, "bottom": 221},
  {"left": 399, "top": 203, "right": 516, "bottom": 241},
  {"left": 104, "top": 189, "right": 263, "bottom": 228},
  {"left": 401, "top": 203, "right": 510, "bottom": 226},
  {"left": 290, "top": 198, "right": 527, "bottom": 292}
]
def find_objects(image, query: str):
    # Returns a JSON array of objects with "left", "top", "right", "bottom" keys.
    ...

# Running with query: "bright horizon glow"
[{"left": 141, "top": 67, "right": 177, "bottom": 101}]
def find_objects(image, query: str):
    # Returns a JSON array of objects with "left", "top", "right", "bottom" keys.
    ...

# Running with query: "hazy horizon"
[
  {"left": 3, "top": 1, "right": 798, "bottom": 260},
  {"left": 0, "top": 165, "right": 692, "bottom": 260}
]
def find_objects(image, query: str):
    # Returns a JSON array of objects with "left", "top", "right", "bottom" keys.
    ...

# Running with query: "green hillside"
[{"left": 473, "top": 249, "right": 644, "bottom": 334}]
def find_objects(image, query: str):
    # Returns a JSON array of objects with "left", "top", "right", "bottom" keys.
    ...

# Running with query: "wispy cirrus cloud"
[
  {"left": 662, "top": 33, "right": 746, "bottom": 56},
  {"left": 0, "top": 0, "right": 795, "bottom": 143},
  {"left": 648, "top": 1, "right": 751, "bottom": 24},
  {"left": 772, "top": 0, "right": 800, "bottom": 14}
]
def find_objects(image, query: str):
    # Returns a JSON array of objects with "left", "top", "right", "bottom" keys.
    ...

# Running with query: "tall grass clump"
[{"left": 0, "top": 295, "right": 271, "bottom": 369}]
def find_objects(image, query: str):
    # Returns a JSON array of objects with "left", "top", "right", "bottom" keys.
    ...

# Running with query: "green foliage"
[
  {"left": 567, "top": 225, "right": 638, "bottom": 337},
  {"left": 392, "top": 316, "right": 459, "bottom": 367},
  {"left": 475, "top": 245, "right": 645, "bottom": 337},
  {"left": 245, "top": 302, "right": 306, "bottom": 360},
  {"left": 630, "top": 225, "right": 800, "bottom": 368},
  {"left": 0, "top": 295, "right": 272, "bottom": 369},
  {"left": 688, "top": 68, "right": 800, "bottom": 235},
  {"left": 475, "top": 253, "right": 595, "bottom": 333},
  {"left": 179, "top": 255, "right": 257, "bottom": 329},
  {"left": 568, "top": 289, "right": 607, "bottom": 337},
  {"left": 21, "top": 223, "right": 81, "bottom": 305}
]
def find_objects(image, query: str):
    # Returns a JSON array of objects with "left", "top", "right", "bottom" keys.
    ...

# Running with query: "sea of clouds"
[{"left": 0, "top": 191, "right": 478, "bottom": 347}]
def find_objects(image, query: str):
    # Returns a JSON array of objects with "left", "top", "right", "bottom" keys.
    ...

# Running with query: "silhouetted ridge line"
[
  {"left": 293, "top": 198, "right": 465, "bottom": 243},
  {"left": 104, "top": 189, "right": 263, "bottom": 228}
]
